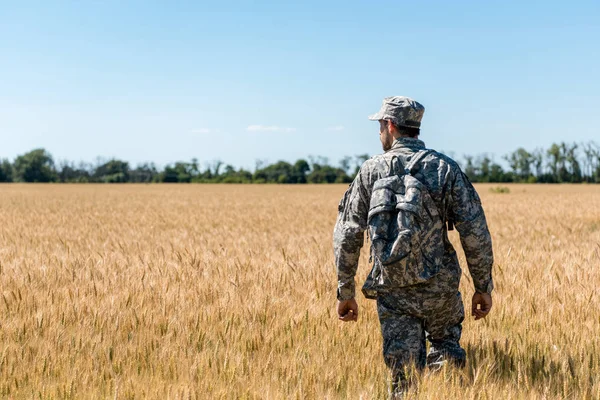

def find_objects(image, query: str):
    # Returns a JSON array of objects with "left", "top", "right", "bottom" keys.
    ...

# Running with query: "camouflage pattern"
[
  {"left": 333, "top": 137, "right": 494, "bottom": 301},
  {"left": 333, "top": 137, "right": 494, "bottom": 392},
  {"left": 364, "top": 149, "right": 446, "bottom": 298},
  {"left": 377, "top": 266, "right": 467, "bottom": 394},
  {"left": 368, "top": 96, "right": 425, "bottom": 129}
]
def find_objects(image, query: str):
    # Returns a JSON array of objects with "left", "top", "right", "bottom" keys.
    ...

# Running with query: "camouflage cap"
[{"left": 368, "top": 96, "right": 425, "bottom": 129}]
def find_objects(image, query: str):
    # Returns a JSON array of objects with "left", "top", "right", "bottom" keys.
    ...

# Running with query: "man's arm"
[
  {"left": 333, "top": 168, "right": 370, "bottom": 301},
  {"left": 448, "top": 170, "right": 494, "bottom": 295}
]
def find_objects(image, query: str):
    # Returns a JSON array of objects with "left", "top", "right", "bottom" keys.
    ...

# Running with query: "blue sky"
[{"left": 1, "top": 0, "right": 599, "bottom": 170}]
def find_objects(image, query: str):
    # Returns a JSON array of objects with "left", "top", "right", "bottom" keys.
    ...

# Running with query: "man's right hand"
[
  {"left": 337, "top": 299, "right": 359, "bottom": 322},
  {"left": 471, "top": 292, "right": 492, "bottom": 320}
]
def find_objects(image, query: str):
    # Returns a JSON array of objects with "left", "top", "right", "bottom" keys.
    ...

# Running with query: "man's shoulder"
[
  {"left": 362, "top": 149, "right": 462, "bottom": 173},
  {"left": 423, "top": 149, "right": 462, "bottom": 172},
  {"left": 355, "top": 148, "right": 464, "bottom": 192},
  {"left": 360, "top": 154, "right": 389, "bottom": 173}
]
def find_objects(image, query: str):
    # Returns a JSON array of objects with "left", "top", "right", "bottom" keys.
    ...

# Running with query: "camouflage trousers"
[{"left": 376, "top": 268, "right": 466, "bottom": 393}]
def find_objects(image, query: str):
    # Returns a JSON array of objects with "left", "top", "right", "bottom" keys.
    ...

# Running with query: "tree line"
[
  {"left": 1, "top": 142, "right": 600, "bottom": 184},
  {"left": 0, "top": 149, "right": 366, "bottom": 184},
  {"left": 463, "top": 142, "right": 600, "bottom": 183}
]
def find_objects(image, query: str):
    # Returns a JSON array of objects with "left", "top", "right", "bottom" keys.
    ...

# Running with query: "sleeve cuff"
[
  {"left": 474, "top": 279, "right": 494, "bottom": 294},
  {"left": 337, "top": 283, "right": 355, "bottom": 300}
]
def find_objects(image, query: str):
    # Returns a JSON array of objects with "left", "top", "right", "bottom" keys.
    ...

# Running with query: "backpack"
[{"left": 362, "top": 149, "right": 445, "bottom": 299}]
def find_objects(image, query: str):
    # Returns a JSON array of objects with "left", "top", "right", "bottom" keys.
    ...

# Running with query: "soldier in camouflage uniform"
[{"left": 333, "top": 96, "right": 494, "bottom": 396}]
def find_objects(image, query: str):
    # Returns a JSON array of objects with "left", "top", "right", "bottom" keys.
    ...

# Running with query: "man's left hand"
[
  {"left": 337, "top": 299, "right": 359, "bottom": 322},
  {"left": 471, "top": 292, "right": 492, "bottom": 320}
]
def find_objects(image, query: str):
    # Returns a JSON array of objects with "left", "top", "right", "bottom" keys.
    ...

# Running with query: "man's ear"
[{"left": 387, "top": 120, "right": 397, "bottom": 135}]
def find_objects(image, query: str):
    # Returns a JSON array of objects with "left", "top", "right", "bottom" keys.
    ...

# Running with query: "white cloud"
[
  {"left": 247, "top": 125, "right": 296, "bottom": 133},
  {"left": 327, "top": 125, "right": 345, "bottom": 132}
]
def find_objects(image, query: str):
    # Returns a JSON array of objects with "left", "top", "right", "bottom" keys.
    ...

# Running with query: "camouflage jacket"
[{"left": 333, "top": 137, "right": 494, "bottom": 300}]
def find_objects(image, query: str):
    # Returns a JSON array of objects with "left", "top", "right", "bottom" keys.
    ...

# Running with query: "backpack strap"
[
  {"left": 387, "top": 155, "right": 403, "bottom": 177},
  {"left": 404, "top": 149, "right": 431, "bottom": 175}
]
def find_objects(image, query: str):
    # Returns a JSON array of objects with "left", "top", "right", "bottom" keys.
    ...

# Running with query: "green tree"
[
  {"left": 211, "top": 160, "right": 223, "bottom": 177},
  {"left": 531, "top": 148, "right": 544, "bottom": 178},
  {"left": 489, "top": 163, "right": 509, "bottom": 182},
  {"left": 58, "top": 161, "right": 91, "bottom": 183},
  {"left": 557, "top": 143, "right": 570, "bottom": 182},
  {"left": 565, "top": 143, "right": 582, "bottom": 183},
  {"left": 291, "top": 159, "right": 310, "bottom": 183},
  {"left": 218, "top": 165, "right": 252, "bottom": 183},
  {"left": 583, "top": 142, "right": 600, "bottom": 182},
  {"left": 130, "top": 163, "right": 159, "bottom": 183},
  {"left": 13, "top": 148, "right": 57, "bottom": 182},
  {"left": 253, "top": 161, "right": 294, "bottom": 183},
  {"left": 0, "top": 159, "right": 13, "bottom": 182},
  {"left": 582, "top": 142, "right": 596, "bottom": 182},
  {"left": 504, "top": 148, "right": 533, "bottom": 182},
  {"left": 161, "top": 162, "right": 195, "bottom": 183},
  {"left": 479, "top": 156, "right": 491, "bottom": 182},
  {"left": 463, "top": 155, "right": 478, "bottom": 182},
  {"left": 547, "top": 143, "right": 561, "bottom": 181},
  {"left": 307, "top": 164, "right": 350, "bottom": 183},
  {"left": 94, "top": 159, "right": 130, "bottom": 183}
]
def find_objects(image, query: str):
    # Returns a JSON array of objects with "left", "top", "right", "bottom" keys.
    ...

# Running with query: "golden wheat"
[{"left": 0, "top": 184, "right": 599, "bottom": 399}]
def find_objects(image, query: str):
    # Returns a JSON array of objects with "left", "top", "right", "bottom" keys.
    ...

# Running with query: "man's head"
[
  {"left": 378, "top": 120, "right": 421, "bottom": 151},
  {"left": 369, "top": 96, "right": 425, "bottom": 151}
]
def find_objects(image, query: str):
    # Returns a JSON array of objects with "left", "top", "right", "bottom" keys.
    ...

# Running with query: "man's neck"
[
  {"left": 393, "top": 134, "right": 419, "bottom": 140},
  {"left": 389, "top": 136, "right": 426, "bottom": 151}
]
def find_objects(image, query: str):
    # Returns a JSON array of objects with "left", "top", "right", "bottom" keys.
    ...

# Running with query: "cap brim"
[{"left": 368, "top": 112, "right": 383, "bottom": 121}]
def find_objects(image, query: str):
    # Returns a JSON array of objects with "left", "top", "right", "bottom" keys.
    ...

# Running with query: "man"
[{"left": 333, "top": 96, "right": 493, "bottom": 396}]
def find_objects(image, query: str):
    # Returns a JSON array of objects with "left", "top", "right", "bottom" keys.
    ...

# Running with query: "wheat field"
[{"left": 0, "top": 183, "right": 599, "bottom": 399}]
